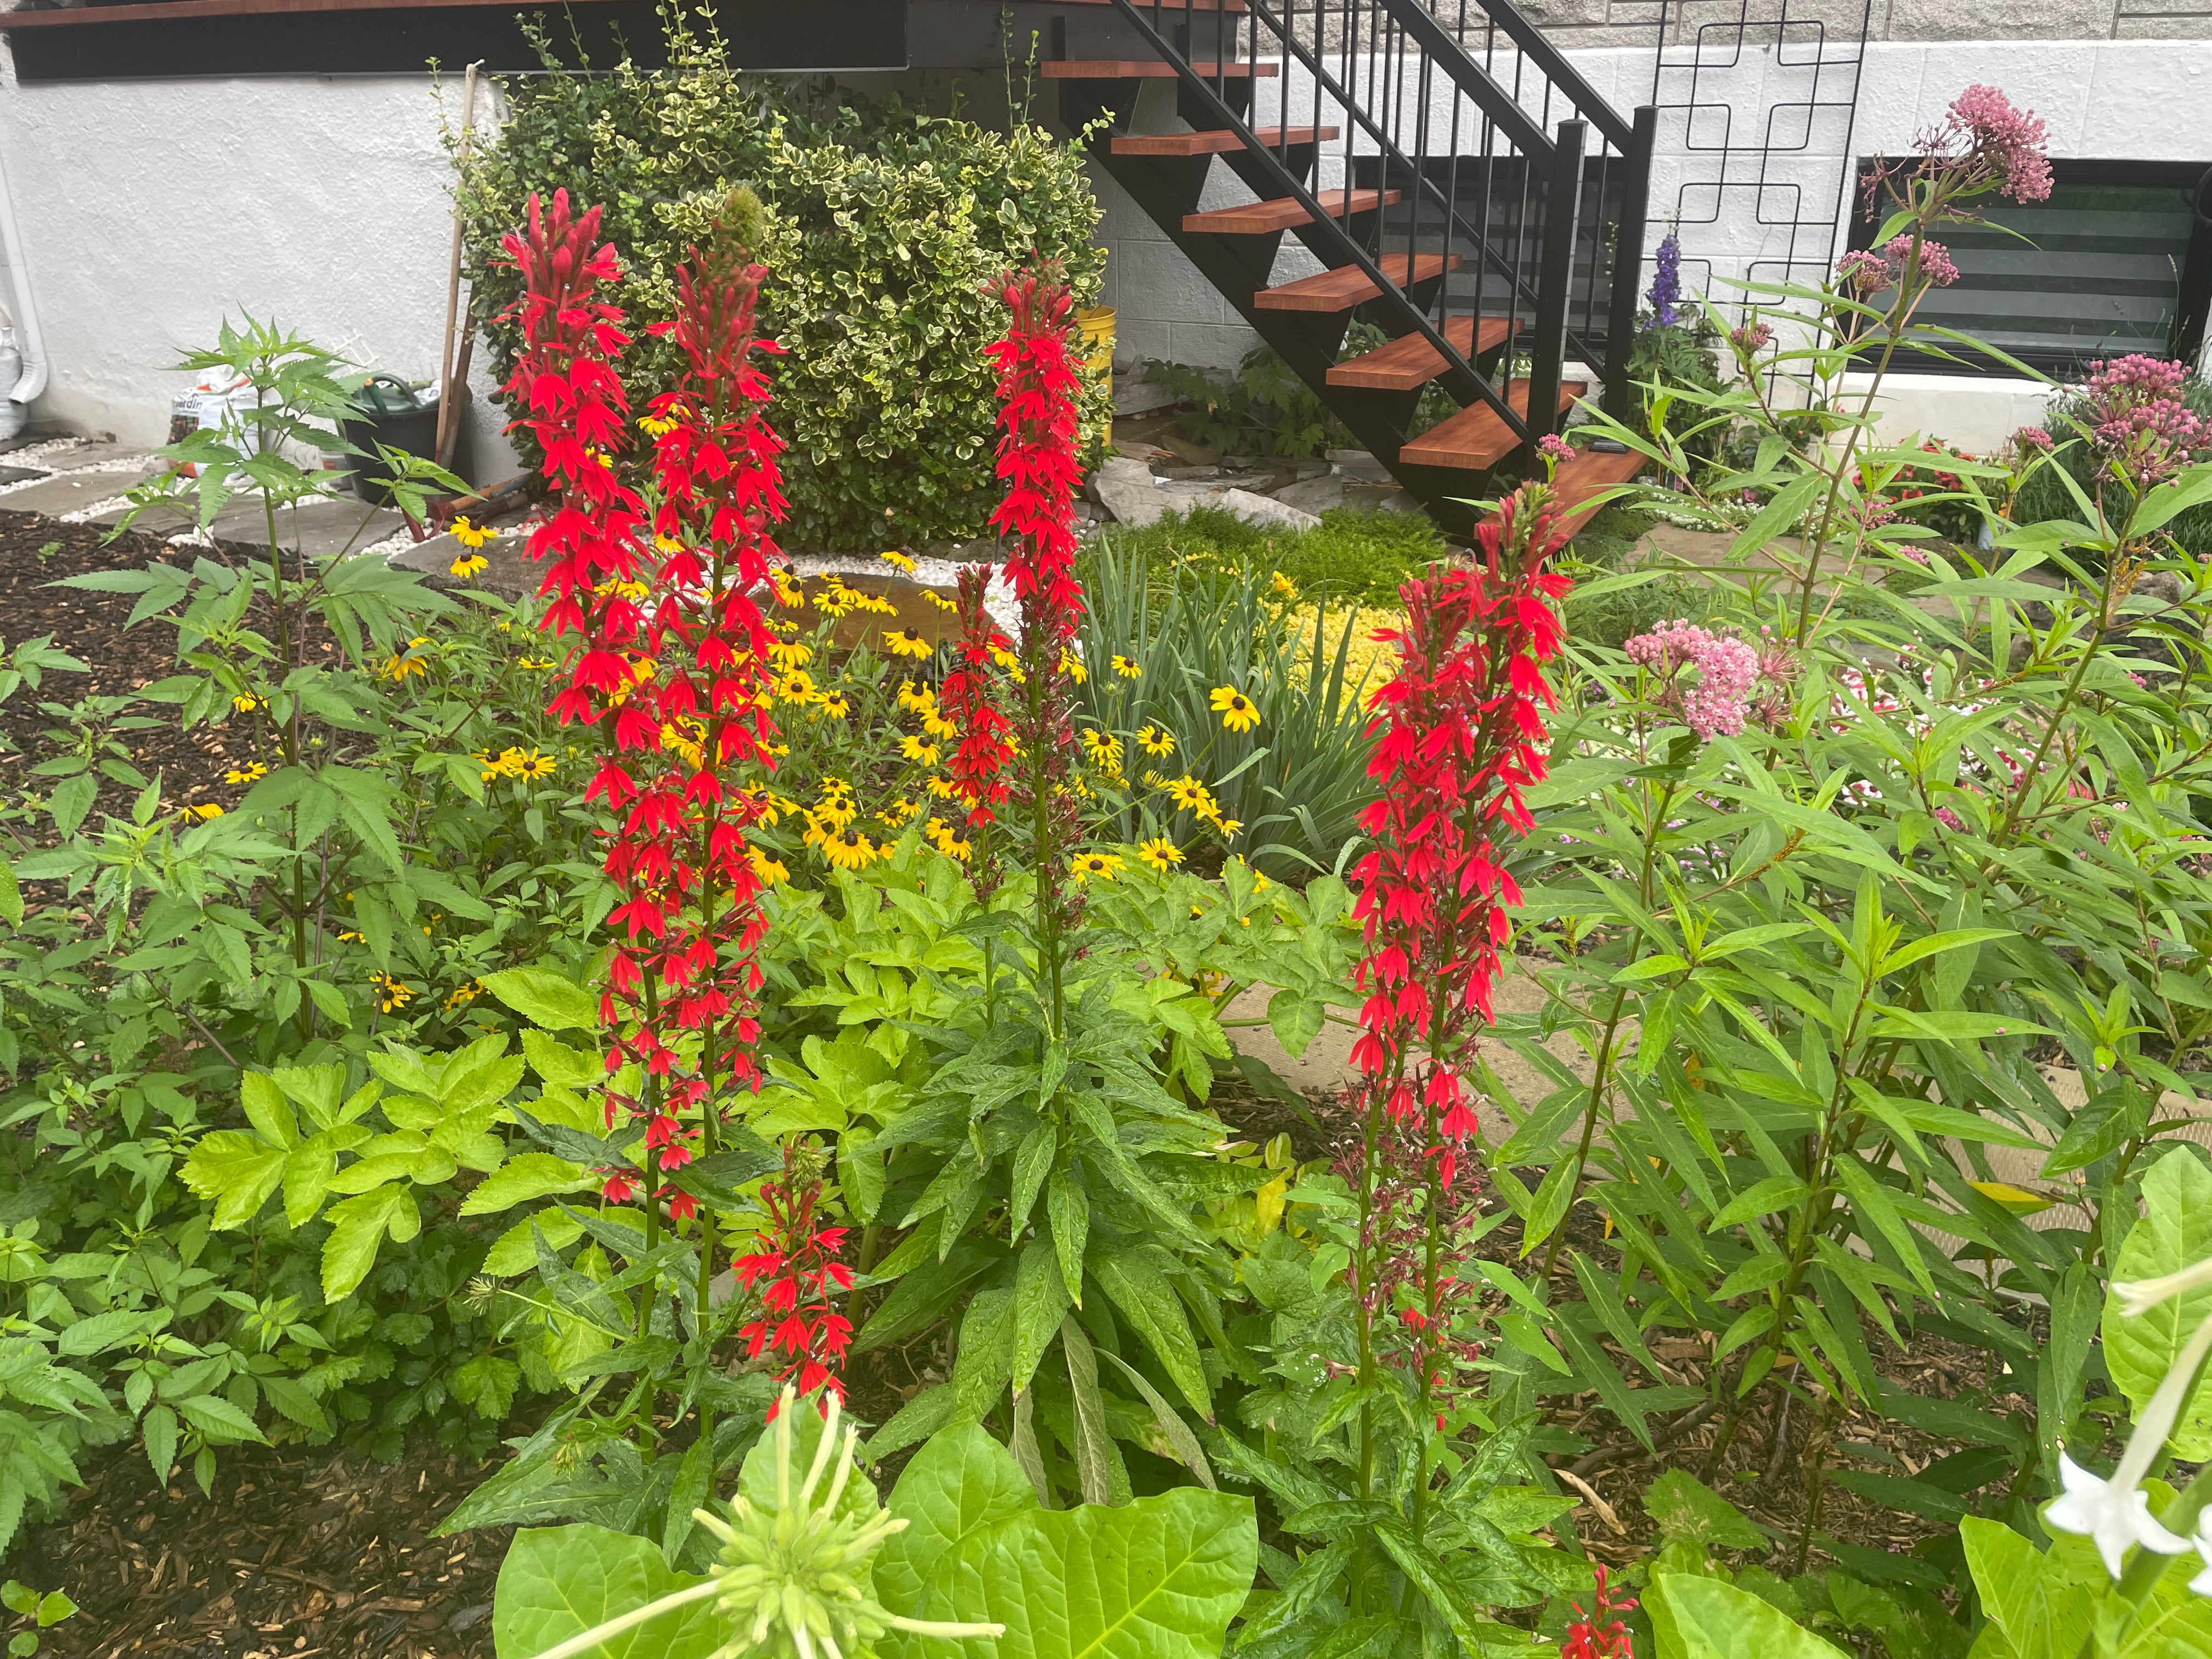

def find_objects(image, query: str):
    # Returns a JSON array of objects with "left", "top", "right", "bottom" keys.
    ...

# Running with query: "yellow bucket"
[{"left": 1074, "top": 306, "right": 1115, "bottom": 374}]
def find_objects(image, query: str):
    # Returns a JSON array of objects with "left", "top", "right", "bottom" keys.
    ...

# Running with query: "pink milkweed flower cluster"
[
  {"left": 2014, "top": 425, "right": 2054, "bottom": 452},
  {"left": 1887, "top": 234, "right": 1959, "bottom": 287},
  {"left": 1923, "top": 83, "right": 2053, "bottom": 204},
  {"left": 1537, "top": 433, "right": 1575, "bottom": 467},
  {"left": 1835, "top": 247, "right": 1893, "bottom": 295},
  {"left": 1622, "top": 619, "right": 1763, "bottom": 741},
  {"left": 1730, "top": 319, "right": 1773, "bottom": 354},
  {"left": 2082, "top": 354, "right": 2206, "bottom": 489}
]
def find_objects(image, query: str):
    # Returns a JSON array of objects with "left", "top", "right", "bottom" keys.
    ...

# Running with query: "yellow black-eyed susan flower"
[
  {"left": 823, "top": 825, "right": 880, "bottom": 871},
  {"left": 1111, "top": 654, "right": 1141, "bottom": 679},
  {"left": 1069, "top": 850, "right": 1125, "bottom": 884},
  {"left": 1137, "top": 836, "right": 1183, "bottom": 873},
  {"left": 370, "top": 972, "right": 413, "bottom": 1013},
  {"left": 882, "top": 629, "right": 933, "bottom": 660},
  {"left": 1136, "top": 724, "right": 1175, "bottom": 757},
  {"left": 1210, "top": 684, "right": 1260, "bottom": 733}
]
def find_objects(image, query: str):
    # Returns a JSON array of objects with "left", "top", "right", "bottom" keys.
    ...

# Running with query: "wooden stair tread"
[
  {"left": 1397, "top": 379, "right": 1588, "bottom": 471},
  {"left": 1042, "top": 60, "right": 1277, "bottom": 77},
  {"left": 1327, "top": 315, "right": 1516, "bottom": 390},
  {"left": 1542, "top": 448, "right": 1647, "bottom": 534},
  {"left": 1183, "top": 188, "right": 1398, "bottom": 234},
  {"left": 1252, "top": 252, "right": 1462, "bottom": 313},
  {"left": 1111, "top": 125, "right": 1339, "bottom": 155}
]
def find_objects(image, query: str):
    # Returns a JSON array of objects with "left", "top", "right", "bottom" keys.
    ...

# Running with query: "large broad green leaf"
[
  {"left": 1961, "top": 1516, "right": 2098, "bottom": 1659},
  {"left": 877, "top": 1421, "right": 1037, "bottom": 1622},
  {"left": 2104, "top": 1148, "right": 2212, "bottom": 1459},
  {"left": 481, "top": 967, "right": 600, "bottom": 1032},
  {"left": 320, "top": 1183, "right": 421, "bottom": 1301},
  {"left": 950, "top": 1487, "right": 1256, "bottom": 1659},
  {"left": 178, "top": 1131, "right": 287, "bottom": 1229},
  {"left": 1653, "top": 1575, "right": 1852, "bottom": 1659},
  {"left": 491, "top": 1523, "right": 720, "bottom": 1659},
  {"left": 1645, "top": 1471, "right": 1766, "bottom": 1553}
]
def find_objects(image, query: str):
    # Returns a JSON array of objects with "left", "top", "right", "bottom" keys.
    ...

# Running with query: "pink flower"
[
  {"left": 1730, "top": 319, "right": 1773, "bottom": 354},
  {"left": 1623, "top": 619, "right": 1762, "bottom": 741},
  {"left": 2015, "top": 425, "right": 2054, "bottom": 452},
  {"left": 2082, "top": 356, "right": 2207, "bottom": 487},
  {"left": 1836, "top": 248, "right": 1891, "bottom": 294},
  {"left": 1537, "top": 433, "right": 1575, "bottom": 466},
  {"left": 1937, "top": 84, "right": 2053, "bottom": 202},
  {"left": 1858, "top": 496, "right": 1899, "bottom": 529},
  {"left": 1886, "top": 234, "right": 1959, "bottom": 287},
  {"left": 1934, "top": 806, "right": 1965, "bottom": 831}
]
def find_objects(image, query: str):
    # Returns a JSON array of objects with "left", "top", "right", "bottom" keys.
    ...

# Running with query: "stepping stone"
[
  {"left": 1271, "top": 473, "right": 1347, "bottom": 516},
  {"left": 0, "top": 465, "right": 42, "bottom": 487},
  {"left": 46, "top": 440, "right": 153, "bottom": 471},
  {"left": 0, "top": 467, "right": 144, "bottom": 516},
  {"left": 389, "top": 529, "right": 538, "bottom": 598}
]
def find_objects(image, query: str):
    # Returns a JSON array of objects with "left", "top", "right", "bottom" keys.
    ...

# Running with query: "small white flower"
[
  {"left": 2193, "top": 1515, "right": 2212, "bottom": 1598},
  {"left": 2045, "top": 1453, "right": 2191, "bottom": 1578}
]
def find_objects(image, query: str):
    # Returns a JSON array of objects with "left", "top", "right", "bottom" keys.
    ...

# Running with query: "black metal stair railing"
[{"left": 1089, "top": 0, "right": 1656, "bottom": 487}]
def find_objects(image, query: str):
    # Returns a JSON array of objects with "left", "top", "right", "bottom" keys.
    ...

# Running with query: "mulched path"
[{"left": 2, "top": 1440, "right": 512, "bottom": 1659}]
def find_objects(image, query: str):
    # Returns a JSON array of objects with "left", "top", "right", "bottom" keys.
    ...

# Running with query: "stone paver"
[
  {"left": 46, "top": 440, "right": 154, "bottom": 471},
  {"left": 389, "top": 531, "right": 536, "bottom": 598},
  {"left": 0, "top": 467, "right": 146, "bottom": 516}
]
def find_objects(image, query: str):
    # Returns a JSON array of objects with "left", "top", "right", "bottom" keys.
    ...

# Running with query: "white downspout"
[{"left": 0, "top": 114, "right": 49, "bottom": 437}]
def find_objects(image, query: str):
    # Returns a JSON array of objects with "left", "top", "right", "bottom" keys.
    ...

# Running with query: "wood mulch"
[
  {"left": 0, "top": 510, "right": 335, "bottom": 826},
  {"left": 2, "top": 1440, "right": 512, "bottom": 1659}
]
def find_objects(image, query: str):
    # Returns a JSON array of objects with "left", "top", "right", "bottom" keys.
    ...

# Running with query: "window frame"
[{"left": 1846, "top": 155, "right": 2212, "bottom": 377}]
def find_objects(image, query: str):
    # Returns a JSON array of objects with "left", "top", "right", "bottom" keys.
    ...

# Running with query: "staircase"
[{"left": 1045, "top": 0, "right": 1656, "bottom": 538}]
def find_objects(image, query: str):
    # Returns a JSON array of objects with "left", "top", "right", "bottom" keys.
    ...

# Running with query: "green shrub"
[{"left": 455, "top": 5, "right": 1106, "bottom": 550}]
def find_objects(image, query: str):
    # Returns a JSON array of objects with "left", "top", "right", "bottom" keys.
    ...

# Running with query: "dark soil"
[
  {"left": 0, "top": 511, "right": 338, "bottom": 826},
  {"left": 2, "top": 1438, "right": 512, "bottom": 1659}
]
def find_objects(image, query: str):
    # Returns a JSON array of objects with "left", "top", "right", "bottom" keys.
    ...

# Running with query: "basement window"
[{"left": 1846, "top": 157, "right": 2212, "bottom": 375}]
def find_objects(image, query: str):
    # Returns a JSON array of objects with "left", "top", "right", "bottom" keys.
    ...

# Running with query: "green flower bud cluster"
[{"left": 521, "top": 1387, "right": 1001, "bottom": 1659}]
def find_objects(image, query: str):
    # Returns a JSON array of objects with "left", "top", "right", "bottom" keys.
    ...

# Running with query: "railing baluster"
[{"left": 1527, "top": 117, "right": 1585, "bottom": 450}]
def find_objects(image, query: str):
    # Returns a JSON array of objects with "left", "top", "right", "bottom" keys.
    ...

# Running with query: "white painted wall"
[
  {"left": 0, "top": 47, "right": 521, "bottom": 481},
  {"left": 4, "top": 35, "right": 2209, "bottom": 461}
]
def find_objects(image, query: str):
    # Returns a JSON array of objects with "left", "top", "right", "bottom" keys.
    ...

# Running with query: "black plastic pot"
[{"left": 337, "top": 374, "right": 439, "bottom": 505}]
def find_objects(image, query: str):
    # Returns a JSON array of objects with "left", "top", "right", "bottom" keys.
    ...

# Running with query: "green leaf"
[
  {"left": 877, "top": 1421, "right": 1037, "bottom": 1623},
  {"left": 142, "top": 1404, "right": 178, "bottom": 1483},
  {"left": 1645, "top": 1470, "right": 1766, "bottom": 1552},
  {"left": 1092, "top": 1249, "right": 1211, "bottom": 1420},
  {"left": 1061, "top": 1315, "right": 1115, "bottom": 1508},
  {"left": 177, "top": 1132, "right": 287, "bottom": 1230},
  {"left": 176, "top": 1393, "right": 266, "bottom": 1443},
  {"left": 240, "top": 1071, "right": 301, "bottom": 1149},
  {"left": 2104, "top": 1147, "right": 2212, "bottom": 1459},
  {"left": 453, "top": 1355, "right": 522, "bottom": 1421},
  {"left": 1046, "top": 1167, "right": 1087, "bottom": 1306},
  {"left": 1653, "top": 1575, "right": 1852, "bottom": 1659},
  {"left": 1100, "top": 1350, "right": 1217, "bottom": 1489},
  {"left": 946, "top": 1487, "right": 1257, "bottom": 1659},
  {"left": 490, "top": 1523, "right": 719, "bottom": 1659},
  {"left": 321, "top": 1184, "right": 421, "bottom": 1302},
  {"left": 56, "top": 1307, "right": 152, "bottom": 1357},
  {"left": 0, "top": 861, "right": 22, "bottom": 929},
  {"left": 480, "top": 967, "right": 599, "bottom": 1032},
  {"left": 1960, "top": 1515, "right": 2097, "bottom": 1659},
  {"left": 460, "top": 1153, "right": 594, "bottom": 1216}
]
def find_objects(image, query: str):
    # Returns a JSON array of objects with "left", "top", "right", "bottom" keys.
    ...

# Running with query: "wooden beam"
[{"left": 0, "top": 0, "right": 628, "bottom": 28}]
